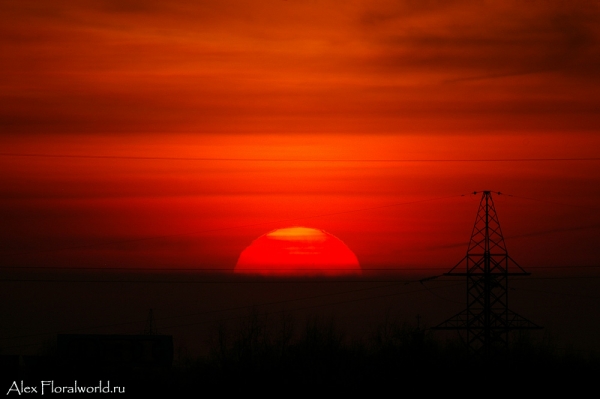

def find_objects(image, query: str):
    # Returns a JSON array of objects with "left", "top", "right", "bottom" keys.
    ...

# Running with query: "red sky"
[
  {"left": 4, "top": 1, "right": 600, "bottom": 364},
  {"left": 1, "top": 0, "right": 600, "bottom": 274}
]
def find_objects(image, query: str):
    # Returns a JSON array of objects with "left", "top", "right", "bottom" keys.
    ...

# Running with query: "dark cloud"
[
  {"left": 1, "top": 1, "right": 600, "bottom": 135},
  {"left": 96, "top": 0, "right": 163, "bottom": 14},
  {"left": 360, "top": 1, "right": 600, "bottom": 80}
]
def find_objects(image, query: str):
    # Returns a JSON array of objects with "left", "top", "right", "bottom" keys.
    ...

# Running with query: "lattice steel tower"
[{"left": 434, "top": 191, "right": 540, "bottom": 357}]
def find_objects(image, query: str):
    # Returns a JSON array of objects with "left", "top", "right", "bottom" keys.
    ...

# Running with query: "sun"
[{"left": 234, "top": 226, "right": 361, "bottom": 276}]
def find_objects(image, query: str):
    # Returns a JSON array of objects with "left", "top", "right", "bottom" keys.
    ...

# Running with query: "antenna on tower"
[
  {"left": 433, "top": 191, "right": 541, "bottom": 357},
  {"left": 143, "top": 308, "right": 157, "bottom": 335}
]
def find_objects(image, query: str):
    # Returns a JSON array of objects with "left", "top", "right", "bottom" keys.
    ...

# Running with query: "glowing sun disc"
[{"left": 235, "top": 226, "right": 361, "bottom": 276}]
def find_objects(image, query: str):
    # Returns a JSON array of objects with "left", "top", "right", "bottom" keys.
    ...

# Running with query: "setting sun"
[{"left": 234, "top": 227, "right": 361, "bottom": 276}]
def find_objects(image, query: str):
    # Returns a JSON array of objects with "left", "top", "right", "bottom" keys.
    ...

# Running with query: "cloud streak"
[{"left": 1, "top": 1, "right": 599, "bottom": 134}]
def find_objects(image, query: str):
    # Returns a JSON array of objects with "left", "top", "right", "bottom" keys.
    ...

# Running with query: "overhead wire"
[
  {"left": 2, "top": 153, "right": 600, "bottom": 162},
  {"left": 3, "top": 275, "right": 600, "bottom": 284},
  {"left": 502, "top": 192, "right": 600, "bottom": 211},
  {"left": 510, "top": 286, "right": 600, "bottom": 300},
  {"left": 3, "top": 263, "right": 600, "bottom": 272},
  {"left": 2, "top": 147, "right": 600, "bottom": 353},
  {"left": 0, "top": 279, "right": 460, "bottom": 348},
  {"left": 4, "top": 273, "right": 599, "bottom": 349},
  {"left": 1, "top": 193, "right": 467, "bottom": 259}
]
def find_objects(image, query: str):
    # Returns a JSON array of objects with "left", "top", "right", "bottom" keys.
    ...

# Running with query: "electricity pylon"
[{"left": 434, "top": 191, "right": 540, "bottom": 357}]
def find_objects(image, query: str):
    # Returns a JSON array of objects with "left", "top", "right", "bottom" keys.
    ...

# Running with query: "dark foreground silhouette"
[{"left": 5, "top": 314, "right": 599, "bottom": 396}]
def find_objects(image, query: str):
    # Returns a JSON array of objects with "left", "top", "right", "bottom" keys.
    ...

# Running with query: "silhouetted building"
[{"left": 57, "top": 334, "right": 173, "bottom": 371}]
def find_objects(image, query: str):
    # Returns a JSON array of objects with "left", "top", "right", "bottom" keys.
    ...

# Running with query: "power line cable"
[
  {"left": 503, "top": 193, "right": 600, "bottom": 211},
  {"left": 0, "top": 278, "right": 449, "bottom": 343},
  {"left": 3, "top": 263, "right": 600, "bottom": 272},
  {"left": 4, "top": 275, "right": 600, "bottom": 283},
  {"left": 1, "top": 193, "right": 466, "bottom": 259},
  {"left": 2, "top": 153, "right": 600, "bottom": 162},
  {"left": 511, "top": 286, "right": 600, "bottom": 300},
  {"left": 161, "top": 282, "right": 464, "bottom": 332}
]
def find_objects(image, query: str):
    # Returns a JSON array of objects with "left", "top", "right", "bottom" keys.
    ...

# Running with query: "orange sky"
[
  {"left": 2, "top": 1, "right": 600, "bottom": 135},
  {"left": 1, "top": 1, "right": 600, "bottom": 274}
]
